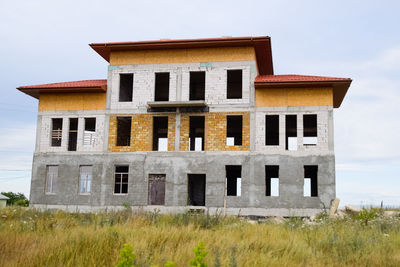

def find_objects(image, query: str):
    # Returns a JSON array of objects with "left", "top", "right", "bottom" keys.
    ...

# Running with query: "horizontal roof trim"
[
  {"left": 254, "top": 75, "right": 352, "bottom": 108},
  {"left": 89, "top": 36, "right": 274, "bottom": 75},
  {"left": 17, "top": 79, "right": 107, "bottom": 99}
]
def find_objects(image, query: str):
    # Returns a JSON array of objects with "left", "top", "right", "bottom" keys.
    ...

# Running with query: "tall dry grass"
[{"left": 0, "top": 207, "right": 399, "bottom": 266}]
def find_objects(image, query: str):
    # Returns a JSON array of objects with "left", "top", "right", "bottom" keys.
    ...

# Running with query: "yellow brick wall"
[
  {"left": 255, "top": 87, "right": 333, "bottom": 107},
  {"left": 39, "top": 93, "right": 106, "bottom": 111},
  {"left": 110, "top": 47, "right": 256, "bottom": 65},
  {"left": 109, "top": 114, "right": 175, "bottom": 152},
  {"left": 180, "top": 112, "right": 250, "bottom": 151}
]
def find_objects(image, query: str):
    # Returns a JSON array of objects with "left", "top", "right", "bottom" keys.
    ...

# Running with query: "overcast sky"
[{"left": 0, "top": 0, "right": 399, "bottom": 207}]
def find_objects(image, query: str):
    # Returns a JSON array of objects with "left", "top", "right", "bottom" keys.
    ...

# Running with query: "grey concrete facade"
[{"left": 29, "top": 59, "right": 337, "bottom": 216}]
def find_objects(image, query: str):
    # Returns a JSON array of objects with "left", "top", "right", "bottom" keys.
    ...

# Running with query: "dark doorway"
[
  {"left": 119, "top": 73, "right": 133, "bottom": 102},
  {"left": 153, "top": 116, "right": 168, "bottom": 151},
  {"left": 226, "top": 165, "right": 242, "bottom": 196},
  {"left": 189, "top": 116, "right": 205, "bottom": 151},
  {"left": 304, "top": 165, "right": 318, "bottom": 197},
  {"left": 155, "top": 72, "right": 170, "bottom": 101},
  {"left": 188, "top": 174, "right": 206, "bottom": 206},
  {"left": 148, "top": 174, "right": 166, "bottom": 205}
]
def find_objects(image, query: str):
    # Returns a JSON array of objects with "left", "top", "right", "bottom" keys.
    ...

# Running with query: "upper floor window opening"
[
  {"left": 189, "top": 71, "right": 205, "bottom": 101},
  {"left": 119, "top": 73, "right": 133, "bottom": 102},
  {"left": 227, "top": 69, "right": 242, "bottom": 99},
  {"left": 303, "top": 114, "right": 318, "bottom": 145},
  {"left": 51, "top": 118, "right": 63, "bottom": 147},
  {"left": 154, "top": 72, "right": 170, "bottom": 101}
]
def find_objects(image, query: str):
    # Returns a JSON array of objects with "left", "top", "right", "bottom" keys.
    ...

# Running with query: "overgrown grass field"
[{"left": 0, "top": 207, "right": 399, "bottom": 266}]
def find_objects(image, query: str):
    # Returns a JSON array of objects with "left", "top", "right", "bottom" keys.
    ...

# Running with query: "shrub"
[
  {"left": 117, "top": 244, "right": 136, "bottom": 267},
  {"left": 190, "top": 242, "right": 208, "bottom": 267}
]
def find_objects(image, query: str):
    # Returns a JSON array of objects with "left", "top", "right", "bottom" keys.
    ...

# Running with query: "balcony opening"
[
  {"left": 189, "top": 116, "right": 205, "bottom": 151},
  {"left": 148, "top": 174, "right": 166, "bottom": 205},
  {"left": 68, "top": 118, "right": 78, "bottom": 151},
  {"left": 153, "top": 116, "right": 168, "bottom": 151},
  {"left": 303, "top": 114, "right": 318, "bottom": 145},
  {"left": 285, "top": 115, "right": 297, "bottom": 150},
  {"left": 187, "top": 174, "right": 206, "bottom": 206},
  {"left": 114, "top": 166, "right": 129, "bottom": 194},
  {"left": 304, "top": 165, "right": 318, "bottom": 197},
  {"left": 84, "top": 118, "right": 96, "bottom": 146},
  {"left": 265, "top": 165, "right": 279, "bottom": 196},
  {"left": 226, "top": 165, "right": 242, "bottom": 196},
  {"left": 119, "top": 73, "right": 133, "bottom": 102},
  {"left": 226, "top": 115, "right": 242, "bottom": 146},
  {"left": 51, "top": 118, "right": 62, "bottom": 147},
  {"left": 265, "top": 115, "right": 279, "bottom": 146},
  {"left": 189, "top": 71, "right": 205, "bottom": 100},
  {"left": 227, "top": 69, "right": 242, "bottom": 99},
  {"left": 116, "top": 117, "right": 131, "bottom": 146},
  {"left": 155, "top": 72, "right": 170, "bottom": 101}
]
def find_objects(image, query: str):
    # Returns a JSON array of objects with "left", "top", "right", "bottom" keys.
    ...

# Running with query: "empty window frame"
[
  {"left": 45, "top": 165, "right": 58, "bottom": 193},
  {"left": 79, "top": 166, "right": 92, "bottom": 194},
  {"left": 154, "top": 72, "right": 170, "bottom": 101},
  {"left": 226, "top": 115, "right": 242, "bottom": 146},
  {"left": 265, "top": 115, "right": 279, "bottom": 146},
  {"left": 189, "top": 71, "right": 205, "bottom": 100},
  {"left": 51, "top": 118, "right": 63, "bottom": 147},
  {"left": 187, "top": 174, "right": 206, "bottom": 206},
  {"left": 153, "top": 116, "right": 168, "bottom": 151},
  {"left": 226, "top": 165, "right": 242, "bottom": 196},
  {"left": 84, "top": 118, "right": 96, "bottom": 146},
  {"left": 304, "top": 165, "right": 318, "bottom": 197},
  {"left": 114, "top": 166, "right": 129, "bottom": 194},
  {"left": 119, "top": 73, "right": 133, "bottom": 102},
  {"left": 116, "top": 117, "right": 131, "bottom": 146},
  {"left": 68, "top": 118, "right": 78, "bottom": 151},
  {"left": 303, "top": 114, "right": 318, "bottom": 145},
  {"left": 285, "top": 115, "right": 297, "bottom": 150},
  {"left": 189, "top": 116, "right": 205, "bottom": 151},
  {"left": 148, "top": 174, "right": 166, "bottom": 205},
  {"left": 265, "top": 166, "right": 279, "bottom": 196},
  {"left": 227, "top": 69, "right": 242, "bottom": 99}
]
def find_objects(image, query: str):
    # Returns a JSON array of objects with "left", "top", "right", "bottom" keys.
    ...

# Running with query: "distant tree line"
[{"left": 1, "top": 192, "right": 29, "bottom": 207}]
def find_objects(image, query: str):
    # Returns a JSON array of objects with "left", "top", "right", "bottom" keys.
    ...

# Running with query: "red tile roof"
[
  {"left": 18, "top": 79, "right": 107, "bottom": 89},
  {"left": 255, "top": 74, "right": 351, "bottom": 83},
  {"left": 17, "top": 79, "right": 107, "bottom": 99}
]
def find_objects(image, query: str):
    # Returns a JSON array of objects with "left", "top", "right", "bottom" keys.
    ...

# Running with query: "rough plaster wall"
[{"left": 38, "top": 114, "right": 105, "bottom": 153}]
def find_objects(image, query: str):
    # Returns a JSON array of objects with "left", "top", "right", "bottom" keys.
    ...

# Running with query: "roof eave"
[
  {"left": 254, "top": 80, "right": 352, "bottom": 108},
  {"left": 17, "top": 86, "right": 107, "bottom": 99}
]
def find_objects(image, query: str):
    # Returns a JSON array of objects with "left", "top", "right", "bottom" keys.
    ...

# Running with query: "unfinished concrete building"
[{"left": 17, "top": 36, "right": 352, "bottom": 216}]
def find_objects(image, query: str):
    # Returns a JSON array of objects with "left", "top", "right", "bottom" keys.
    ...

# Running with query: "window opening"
[
  {"left": 114, "top": 166, "right": 129, "bottom": 194},
  {"left": 304, "top": 165, "right": 318, "bottom": 197},
  {"left": 153, "top": 116, "right": 168, "bottom": 151},
  {"left": 189, "top": 71, "right": 205, "bottom": 100},
  {"left": 116, "top": 117, "right": 131, "bottom": 146},
  {"left": 227, "top": 69, "right": 242, "bottom": 99},
  {"left": 226, "top": 115, "right": 242, "bottom": 146},
  {"left": 51, "top": 118, "right": 63, "bottom": 147},
  {"left": 265, "top": 115, "right": 279, "bottom": 146},
  {"left": 265, "top": 165, "right": 279, "bottom": 196},
  {"left": 155, "top": 72, "right": 170, "bottom": 101},
  {"left": 84, "top": 118, "right": 96, "bottom": 146},
  {"left": 68, "top": 118, "right": 78, "bottom": 151},
  {"left": 119, "top": 73, "right": 133, "bottom": 102},
  {"left": 189, "top": 116, "right": 205, "bottom": 151},
  {"left": 226, "top": 165, "right": 242, "bottom": 196},
  {"left": 285, "top": 115, "right": 297, "bottom": 150},
  {"left": 303, "top": 114, "right": 317, "bottom": 145},
  {"left": 79, "top": 166, "right": 92, "bottom": 194}
]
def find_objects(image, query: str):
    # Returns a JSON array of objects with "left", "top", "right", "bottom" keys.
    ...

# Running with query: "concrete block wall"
[
  {"left": 38, "top": 114, "right": 105, "bottom": 153},
  {"left": 254, "top": 107, "right": 332, "bottom": 153},
  {"left": 30, "top": 152, "right": 335, "bottom": 216},
  {"left": 108, "top": 61, "right": 256, "bottom": 110}
]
